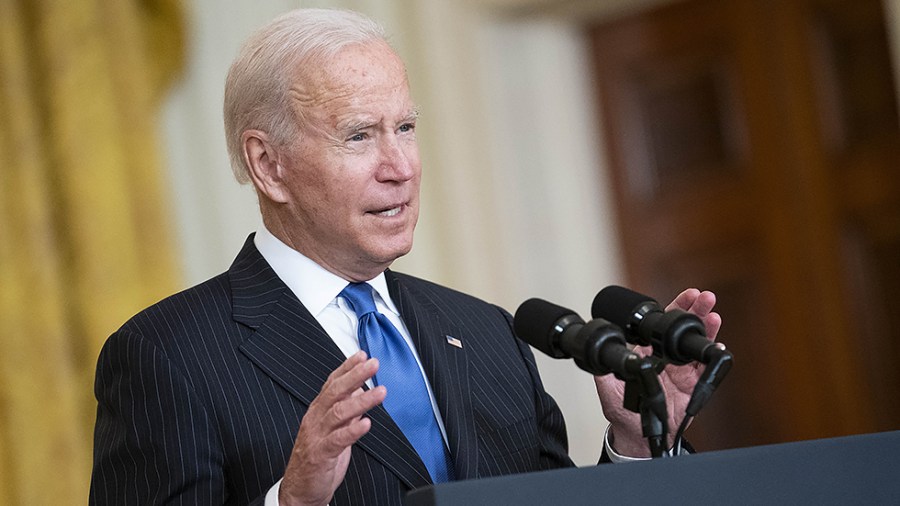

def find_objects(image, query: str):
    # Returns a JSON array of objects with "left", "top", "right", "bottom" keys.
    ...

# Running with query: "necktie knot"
[{"left": 340, "top": 282, "right": 377, "bottom": 317}]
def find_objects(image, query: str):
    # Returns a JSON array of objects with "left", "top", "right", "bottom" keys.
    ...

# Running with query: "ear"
[{"left": 242, "top": 129, "right": 290, "bottom": 203}]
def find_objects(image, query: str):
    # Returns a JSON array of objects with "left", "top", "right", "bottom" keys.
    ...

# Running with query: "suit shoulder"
[
  {"left": 115, "top": 272, "right": 233, "bottom": 343},
  {"left": 390, "top": 271, "right": 489, "bottom": 302},
  {"left": 389, "top": 271, "right": 510, "bottom": 316}
]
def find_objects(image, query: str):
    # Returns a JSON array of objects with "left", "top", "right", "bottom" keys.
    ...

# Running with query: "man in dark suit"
[{"left": 90, "top": 8, "right": 721, "bottom": 506}]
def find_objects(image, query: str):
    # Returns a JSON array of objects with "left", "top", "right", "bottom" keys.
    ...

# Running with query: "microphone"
[
  {"left": 516, "top": 297, "right": 672, "bottom": 457},
  {"left": 592, "top": 285, "right": 733, "bottom": 418},
  {"left": 513, "top": 298, "right": 637, "bottom": 378},
  {"left": 591, "top": 285, "right": 721, "bottom": 365}
]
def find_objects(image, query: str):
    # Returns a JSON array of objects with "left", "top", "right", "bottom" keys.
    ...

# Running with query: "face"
[{"left": 274, "top": 41, "right": 421, "bottom": 281}]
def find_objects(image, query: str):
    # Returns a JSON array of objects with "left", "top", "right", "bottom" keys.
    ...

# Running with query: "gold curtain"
[{"left": 0, "top": 0, "right": 184, "bottom": 502}]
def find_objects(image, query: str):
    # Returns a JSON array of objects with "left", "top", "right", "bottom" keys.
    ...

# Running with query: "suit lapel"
[
  {"left": 231, "top": 236, "right": 345, "bottom": 406},
  {"left": 229, "top": 237, "right": 431, "bottom": 489},
  {"left": 387, "top": 271, "right": 479, "bottom": 481}
]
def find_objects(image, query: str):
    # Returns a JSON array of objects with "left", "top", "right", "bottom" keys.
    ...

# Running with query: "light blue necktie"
[{"left": 340, "top": 282, "right": 454, "bottom": 483}]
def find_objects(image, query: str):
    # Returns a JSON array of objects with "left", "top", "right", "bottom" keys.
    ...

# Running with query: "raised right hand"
[{"left": 278, "top": 351, "right": 386, "bottom": 506}]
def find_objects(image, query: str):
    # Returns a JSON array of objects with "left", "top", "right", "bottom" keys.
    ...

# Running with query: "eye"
[
  {"left": 398, "top": 123, "right": 415, "bottom": 133},
  {"left": 348, "top": 132, "right": 368, "bottom": 142}
]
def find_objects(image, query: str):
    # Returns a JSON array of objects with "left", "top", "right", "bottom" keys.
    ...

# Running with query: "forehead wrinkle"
[
  {"left": 288, "top": 85, "right": 317, "bottom": 110},
  {"left": 284, "top": 43, "right": 415, "bottom": 142},
  {"left": 288, "top": 82, "right": 357, "bottom": 116},
  {"left": 288, "top": 83, "right": 361, "bottom": 144}
]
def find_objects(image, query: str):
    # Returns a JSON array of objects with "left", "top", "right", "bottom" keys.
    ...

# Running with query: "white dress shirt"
[{"left": 254, "top": 227, "right": 449, "bottom": 505}]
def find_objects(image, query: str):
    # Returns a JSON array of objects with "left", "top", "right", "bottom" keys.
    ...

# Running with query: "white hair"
[{"left": 223, "top": 8, "right": 388, "bottom": 183}]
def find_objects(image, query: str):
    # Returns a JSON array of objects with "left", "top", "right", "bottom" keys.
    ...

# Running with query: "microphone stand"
[
  {"left": 620, "top": 355, "right": 669, "bottom": 458},
  {"left": 673, "top": 344, "right": 734, "bottom": 454}
]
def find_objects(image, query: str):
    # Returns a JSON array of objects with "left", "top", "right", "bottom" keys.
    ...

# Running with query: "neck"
[{"left": 259, "top": 211, "right": 390, "bottom": 283}]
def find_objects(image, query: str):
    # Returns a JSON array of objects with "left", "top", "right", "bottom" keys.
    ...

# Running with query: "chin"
[
  {"left": 383, "top": 244, "right": 413, "bottom": 264},
  {"left": 371, "top": 237, "right": 414, "bottom": 266}
]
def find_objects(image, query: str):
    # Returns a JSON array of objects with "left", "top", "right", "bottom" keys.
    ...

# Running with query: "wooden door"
[{"left": 590, "top": 0, "right": 900, "bottom": 449}]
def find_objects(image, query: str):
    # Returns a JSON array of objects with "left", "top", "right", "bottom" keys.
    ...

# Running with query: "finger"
[
  {"left": 297, "top": 385, "right": 385, "bottom": 454},
  {"left": 666, "top": 288, "right": 701, "bottom": 312},
  {"left": 702, "top": 311, "right": 722, "bottom": 341},
  {"left": 687, "top": 290, "right": 716, "bottom": 316},
  {"left": 666, "top": 289, "right": 716, "bottom": 316},
  {"left": 327, "top": 385, "right": 386, "bottom": 428},
  {"left": 329, "top": 357, "right": 379, "bottom": 393},
  {"left": 317, "top": 388, "right": 384, "bottom": 457},
  {"left": 631, "top": 344, "right": 653, "bottom": 358},
  {"left": 331, "top": 350, "right": 369, "bottom": 376},
  {"left": 321, "top": 416, "right": 374, "bottom": 454},
  {"left": 319, "top": 356, "right": 380, "bottom": 403},
  {"left": 316, "top": 351, "right": 369, "bottom": 398}
]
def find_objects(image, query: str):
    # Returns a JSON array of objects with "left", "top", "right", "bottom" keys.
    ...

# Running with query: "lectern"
[{"left": 405, "top": 431, "right": 900, "bottom": 505}]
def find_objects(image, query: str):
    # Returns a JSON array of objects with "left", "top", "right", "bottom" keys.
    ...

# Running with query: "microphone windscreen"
[
  {"left": 513, "top": 298, "right": 575, "bottom": 356},
  {"left": 591, "top": 285, "right": 656, "bottom": 326}
]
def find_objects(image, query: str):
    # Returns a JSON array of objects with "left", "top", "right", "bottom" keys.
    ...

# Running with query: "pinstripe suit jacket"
[{"left": 90, "top": 236, "right": 574, "bottom": 505}]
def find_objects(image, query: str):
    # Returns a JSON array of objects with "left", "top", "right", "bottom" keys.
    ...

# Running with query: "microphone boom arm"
[{"left": 622, "top": 355, "right": 669, "bottom": 458}]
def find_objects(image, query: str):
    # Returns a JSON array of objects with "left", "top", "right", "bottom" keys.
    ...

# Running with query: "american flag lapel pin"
[{"left": 445, "top": 335, "right": 463, "bottom": 349}]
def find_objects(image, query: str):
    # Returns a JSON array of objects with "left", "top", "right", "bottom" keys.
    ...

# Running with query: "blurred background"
[{"left": 1, "top": 0, "right": 898, "bottom": 502}]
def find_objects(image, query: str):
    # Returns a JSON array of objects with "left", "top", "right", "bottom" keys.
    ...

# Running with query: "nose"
[{"left": 376, "top": 134, "right": 416, "bottom": 183}]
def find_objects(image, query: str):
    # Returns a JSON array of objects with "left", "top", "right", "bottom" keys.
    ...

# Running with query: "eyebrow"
[
  {"left": 337, "top": 118, "right": 377, "bottom": 134},
  {"left": 336, "top": 109, "right": 420, "bottom": 134},
  {"left": 404, "top": 108, "right": 421, "bottom": 122}
]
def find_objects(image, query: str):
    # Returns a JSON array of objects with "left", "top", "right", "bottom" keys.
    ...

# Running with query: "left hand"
[{"left": 594, "top": 288, "right": 722, "bottom": 457}]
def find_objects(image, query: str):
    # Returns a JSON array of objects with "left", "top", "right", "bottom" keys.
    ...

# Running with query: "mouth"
[{"left": 369, "top": 204, "right": 405, "bottom": 218}]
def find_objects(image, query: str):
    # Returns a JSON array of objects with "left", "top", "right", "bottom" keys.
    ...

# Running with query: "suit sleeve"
[
  {"left": 502, "top": 309, "right": 575, "bottom": 471},
  {"left": 90, "top": 329, "right": 268, "bottom": 505}
]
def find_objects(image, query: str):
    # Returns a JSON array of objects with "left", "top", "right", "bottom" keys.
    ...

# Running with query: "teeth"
[{"left": 376, "top": 207, "right": 401, "bottom": 217}]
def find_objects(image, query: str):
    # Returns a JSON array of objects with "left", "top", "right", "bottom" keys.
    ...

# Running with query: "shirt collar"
[{"left": 254, "top": 226, "right": 398, "bottom": 317}]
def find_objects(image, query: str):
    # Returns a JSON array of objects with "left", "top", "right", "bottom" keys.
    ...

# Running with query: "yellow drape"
[{"left": 0, "top": 0, "right": 184, "bottom": 502}]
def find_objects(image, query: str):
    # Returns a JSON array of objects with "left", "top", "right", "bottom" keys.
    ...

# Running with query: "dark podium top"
[{"left": 405, "top": 430, "right": 900, "bottom": 505}]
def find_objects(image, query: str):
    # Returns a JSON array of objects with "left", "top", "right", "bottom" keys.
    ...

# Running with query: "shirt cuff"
[
  {"left": 265, "top": 478, "right": 282, "bottom": 506},
  {"left": 604, "top": 425, "right": 650, "bottom": 463},
  {"left": 603, "top": 425, "right": 694, "bottom": 464}
]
